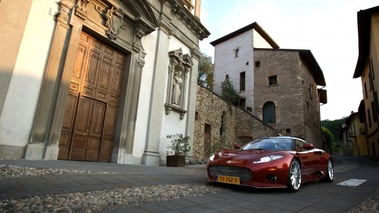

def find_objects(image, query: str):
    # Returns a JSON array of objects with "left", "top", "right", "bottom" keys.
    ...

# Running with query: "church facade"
[{"left": 0, "top": 0, "right": 209, "bottom": 165}]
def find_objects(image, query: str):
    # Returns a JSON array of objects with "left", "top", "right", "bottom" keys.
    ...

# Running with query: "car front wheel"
[
  {"left": 322, "top": 159, "right": 334, "bottom": 182},
  {"left": 287, "top": 159, "right": 301, "bottom": 192}
]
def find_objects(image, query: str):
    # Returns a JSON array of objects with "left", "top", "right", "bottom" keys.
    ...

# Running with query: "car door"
[{"left": 295, "top": 139, "right": 319, "bottom": 180}]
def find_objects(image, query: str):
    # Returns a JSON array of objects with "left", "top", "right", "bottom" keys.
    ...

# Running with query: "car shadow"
[{"left": 206, "top": 179, "right": 324, "bottom": 194}]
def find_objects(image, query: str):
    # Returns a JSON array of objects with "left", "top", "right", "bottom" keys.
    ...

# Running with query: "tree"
[
  {"left": 321, "top": 117, "right": 347, "bottom": 145},
  {"left": 321, "top": 126, "right": 334, "bottom": 152},
  {"left": 197, "top": 52, "right": 214, "bottom": 90},
  {"left": 221, "top": 77, "right": 240, "bottom": 105}
]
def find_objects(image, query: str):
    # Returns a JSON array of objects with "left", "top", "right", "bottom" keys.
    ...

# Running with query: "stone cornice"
[{"left": 165, "top": 0, "right": 209, "bottom": 40}]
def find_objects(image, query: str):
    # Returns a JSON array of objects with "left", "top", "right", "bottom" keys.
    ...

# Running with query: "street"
[{"left": 0, "top": 155, "right": 378, "bottom": 212}]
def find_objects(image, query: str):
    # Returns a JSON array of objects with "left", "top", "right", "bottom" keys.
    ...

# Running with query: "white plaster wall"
[
  {"left": 253, "top": 30, "right": 272, "bottom": 48},
  {"left": 0, "top": 0, "right": 58, "bottom": 147},
  {"left": 160, "top": 112, "right": 187, "bottom": 158},
  {"left": 213, "top": 30, "right": 255, "bottom": 111},
  {"left": 158, "top": 37, "right": 192, "bottom": 159},
  {"left": 133, "top": 30, "right": 159, "bottom": 158}
]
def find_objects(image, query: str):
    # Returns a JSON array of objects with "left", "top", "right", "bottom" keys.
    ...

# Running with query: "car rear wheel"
[
  {"left": 322, "top": 159, "right": 334, "bottom": 182},
  {"left": 287, "top": 159, "right": 301, "bottom": 192}
]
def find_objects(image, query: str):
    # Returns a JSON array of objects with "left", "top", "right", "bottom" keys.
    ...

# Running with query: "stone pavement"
[{"left": 0, "top": 156, "right": 378, "bottom": 213}]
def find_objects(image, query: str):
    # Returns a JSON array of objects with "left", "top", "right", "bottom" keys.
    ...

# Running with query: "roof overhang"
[
  {"left": 210, "top": 22, "right": 279, "bottom": 49},
  {"left": 299, "top": 50, "right": 326, "bottom": 86},
  {"left": 353, "top": 6, "right": 379, "bottom": 78}
]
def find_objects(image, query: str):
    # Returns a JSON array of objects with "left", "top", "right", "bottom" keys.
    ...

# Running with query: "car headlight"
[
  {"left": 253, "top": 155, "right": 284, "bottom": 164},
  {"left": 209, "top": 153, "right": 215, "bottom": 161}
]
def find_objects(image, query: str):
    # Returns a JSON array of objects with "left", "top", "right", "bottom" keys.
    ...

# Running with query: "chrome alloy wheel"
[
  {"left": 288, "top": 159, "right": 302, "bottom": 192},
  {"left": 328, "top": 159, "right": 334, "bottom": 180},
  {"left": 321, "top": 159, "right": 335, "bottom": 182}
]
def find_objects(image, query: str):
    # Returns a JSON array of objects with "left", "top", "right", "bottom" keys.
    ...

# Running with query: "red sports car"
[{"left": 207, "top": 136, "right": 334, "bottom": 192}]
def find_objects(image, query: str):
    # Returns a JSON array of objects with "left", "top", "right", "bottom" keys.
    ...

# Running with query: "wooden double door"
[{"left": 58, "top": 32, "right": 126, "bottom": 162}]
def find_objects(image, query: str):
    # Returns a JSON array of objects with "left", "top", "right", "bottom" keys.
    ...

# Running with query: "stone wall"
[{"left": 193, "top": 86, "right": 275, "bottom": 161}]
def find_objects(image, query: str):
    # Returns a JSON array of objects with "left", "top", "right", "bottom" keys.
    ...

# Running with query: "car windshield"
[{"left": 241, "top": 138, "right": 293, "bottom": 151}]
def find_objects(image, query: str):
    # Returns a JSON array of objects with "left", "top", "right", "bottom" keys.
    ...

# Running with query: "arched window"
[{"left": 263, "top": 102, "right": 276, "bottom": 123}]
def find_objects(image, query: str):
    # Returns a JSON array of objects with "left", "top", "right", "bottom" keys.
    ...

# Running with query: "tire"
[
  {"left": 287, "top": 159, "right": 302, "bottom": 192},
  {"left": 322, "top": 159, "right": 334, "bottom": 182}
]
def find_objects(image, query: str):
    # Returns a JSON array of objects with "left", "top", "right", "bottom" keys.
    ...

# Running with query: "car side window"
[
  {"left": 295, "top": 139, "right": 305, "bottom": 151},
  {"left": 275, "top": 139, "right": 293, "bottom": 150}
]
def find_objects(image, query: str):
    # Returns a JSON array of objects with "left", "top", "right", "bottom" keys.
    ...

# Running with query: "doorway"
[{"left": 58, "top": 32, "right": 126, "bottom": 162}]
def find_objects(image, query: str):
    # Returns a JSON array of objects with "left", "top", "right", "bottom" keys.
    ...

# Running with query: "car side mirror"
[
  {"left": 303, "top": 144, "right": 314, "bottom": 150},
  {"left": 233, "top": 144, "right": 241, "bottom": 150}
]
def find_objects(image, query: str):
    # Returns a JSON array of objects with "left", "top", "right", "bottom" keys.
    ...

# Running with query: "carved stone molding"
[
  {"left": 137, "top": 51, "right": 146, "bottom": 68},
  {"left": 75, "top": 0, "right": 90, "bottom": 20},
  {"left": 105, "top": 6, "right": 126, "bottom": 40},
  {"left": 164, "top": 104, "right": 187, "bottom": 119},
  {"left": 167, "top": 0, "right": 209, "bottom": 40},
  {"left": 56, "top": 0, "right": 74, "bottom": 25},
  {"left": 165, "top": 48, "right": 192, "bottom": 119}
]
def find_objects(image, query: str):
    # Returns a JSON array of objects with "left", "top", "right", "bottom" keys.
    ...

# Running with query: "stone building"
[
  {"left": 210, "top": 22, "right": 327, "bottom": 148},
  {"left": 254, "top": 49, "right": 327, "bottom": 147},
  {"left": 210, "top": 22, "right": 279, "bottom": 114},
  {"left": 0, "top": 0, "right": 209, "bottom": 166},
  {"left": 341, "top": 112, "right": 368, "bottom": 156},
  {"left": 353, "top": 5, "right": 379, "bottom": 160},
  {"left": 193, "top": 86, "right": 275, "bottom": 161}
]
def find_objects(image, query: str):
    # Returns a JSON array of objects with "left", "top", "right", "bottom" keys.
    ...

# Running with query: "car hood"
[{"left": 212, "top": 149, "right": 283, "bottom": 165}]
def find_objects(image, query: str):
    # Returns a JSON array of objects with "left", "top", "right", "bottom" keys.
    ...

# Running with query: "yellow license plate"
[{"left": 217, "top": 175, "right": 240, "bottom": 185}]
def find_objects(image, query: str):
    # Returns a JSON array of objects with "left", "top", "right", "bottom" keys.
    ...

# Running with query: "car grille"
[{"left": 208, "top": 165, "right": 252, "bottom": 182}]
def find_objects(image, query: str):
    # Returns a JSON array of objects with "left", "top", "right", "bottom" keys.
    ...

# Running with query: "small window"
[
  {"left": 240, "top": 72, "right": 246, "bottom": 91},
  {"left": 268, "top": 75, "right": 277, "bottom": 85},
  {"left": 225, "top": 74, "right": 229, "bottom": 80},
  {"left": 235, "top": 48, "right": 239, "bottom": 58},
  {"left": 255, "top": 61, "right": 260, "bottom": 68},
  {"left": 286, "top": 128, "right": 291, "bottom": 134},
  {"left": 309, "top": 83, "right": 313, "bottom": 99}
]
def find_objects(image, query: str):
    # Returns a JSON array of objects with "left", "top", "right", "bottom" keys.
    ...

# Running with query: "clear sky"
[{"left": 199, "top": 0, "right": 379, "bottom": 120}]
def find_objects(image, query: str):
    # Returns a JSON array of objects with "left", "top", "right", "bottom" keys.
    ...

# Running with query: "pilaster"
[{"left": 142, "top": 27, "right": 170, "bottom": 166}]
